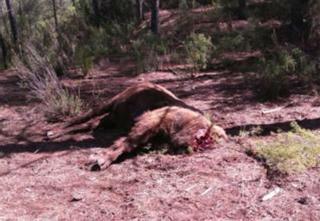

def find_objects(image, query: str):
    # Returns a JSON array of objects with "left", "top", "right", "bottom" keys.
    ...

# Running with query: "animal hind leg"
[{"left": 87, "top": 111, "right": 162, "bottom": 171}]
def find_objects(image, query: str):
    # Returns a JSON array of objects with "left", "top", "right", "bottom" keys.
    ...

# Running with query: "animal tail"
[
  {"left": 46, "top": 120, "right": 98, "bottom": 140},
  {"left": 46, "top": 100, "right": 114, "bottom": 140},
  {"left": 63, "top": 99, "right": 113, "bottom": 129}
]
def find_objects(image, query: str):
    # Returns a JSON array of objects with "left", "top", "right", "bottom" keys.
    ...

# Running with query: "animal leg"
[{"left": 87, "top": 137, "right": 133, "bottom": 171}]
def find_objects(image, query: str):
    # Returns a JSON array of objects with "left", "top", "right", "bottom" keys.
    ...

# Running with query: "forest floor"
[{"left": 0, "top": 57, "right": 319, "bottom": 220}]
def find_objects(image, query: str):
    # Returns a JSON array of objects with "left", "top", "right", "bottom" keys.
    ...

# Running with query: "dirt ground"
[{"left": 0, "top": 63, "right": 319, "bottom": 220}]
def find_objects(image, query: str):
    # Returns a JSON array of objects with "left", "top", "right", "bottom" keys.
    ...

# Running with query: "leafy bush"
[
  {"left": 213, "top": 0, "right": 240, "bottom": 11},
  {"left": 257, "top": 49, "right": 296, "bottom": 100},
  {"left": 184, "top": 33, "right": 213, "bottom": 72},
  {"left": 256, "top": 122, "right": 320, "bottom": 175},
  {"left": 216, "top": 32, "right": 251, "bottom": 52},
  {"left": 60, "top": 19, "right": 134, "bottom": 75},
  {"left": 290, "top": 48, "right": 318, "bottom": 83},
  {"left": 132, "top": 34, "right": 168, "bottom": 73},
  {"left": 74, "top": 46, "right": 93, "bottom": 76},
  {"left": 104, "top": 22, "right": 135, "bottom": 54},
  {"left": 257, "top": 47, "right": 319, "bottom": 100},
  {"left": 58, "top": 21, "right": 107, "bottom": 75},
  {"left": 244, "top": 26, "right": 276, "bottom": 49},
  {"left": 12, "top": 1, "right": 135, "bottom": 77},
  {"left": 73, "top": 25, "right": 114, "bottom": 76},
  {"left": 179, "top": 0, "right": 202, "bottom": 9}
]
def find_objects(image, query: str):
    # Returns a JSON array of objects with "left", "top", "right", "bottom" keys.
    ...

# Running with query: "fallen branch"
[
  {"left": 200, "top": 187, "right": 213, "bottom": 196},
  {"left": 261, "top": 187, "right": 282, "bottom": 201},
  {"left": 261, "top": 106, "right": 285, "bottom": 114}
]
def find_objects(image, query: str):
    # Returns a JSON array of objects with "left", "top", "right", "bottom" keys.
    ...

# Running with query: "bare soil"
[{"left": 0, "top": 62, "right": 319, "bottom": 220}]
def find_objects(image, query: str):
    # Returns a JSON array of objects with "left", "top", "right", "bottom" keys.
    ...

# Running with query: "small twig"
[
  {"left": 166, "top": 68, "right": 180, "bottom": 75},
  {"left": 261, "top": 106, "right": 285, "bottom": 114},
  {"left": 33, "top": 148, "right": 41, "bottom": 154},
  {"left": 261, "top": 187, "right": 282, "bottom": 201},
  {"left": 185, "top": 184, "right": 197, "bottom": 192},
  {"left": 200, "top": 187, "right": 213, "bottom": 196}
]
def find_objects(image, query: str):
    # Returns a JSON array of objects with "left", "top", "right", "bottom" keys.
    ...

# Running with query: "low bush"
[
  {"left": 132, "top": 34, "right": 168, "bottom": 73},
  {"left": 257, "top": 50, "right": 295, "bottom": 99},
  {"left": 216, "top": 32, "right": 251, "bottom": 52},
  {"left": 184, "top": 33, "right": 213, "bottom": 72},
  {"left": 255, "top": 122, "right": 320, "bottom": 175},
  {"left": 290, "top": 47, "right": 318, "bottom": 83},
  {"left": 256, "top": 47, "right": 319, "bottom": 100}
]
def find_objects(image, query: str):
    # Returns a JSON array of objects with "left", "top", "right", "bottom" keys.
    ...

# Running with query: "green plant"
[
  {"left": 290, "top": 47, "right": 318, "bottom": 82},
  {"left": 256, "top": 122, "right": 320, "bottom": 175},
  {"left": 217, "top": 32, "right": 251, "bottom": 52},
  {"left": 239, "top": 126, "right": 262, "bottom": 137},
  {"left": 242, "top": 25, "right": 276, "bottom": 50},
  {"left": 257, "top": 50, "right": 296, "bottom": 100},
  {"left": 184, "top": 33, "right": 213, "bottom": 72},
  {"left": 74, "top": 46, "right": 93, "bottom": 76},
  {"left": 132, "top": 34, "right": 168, "bottom": 73},
  {"left": 257, "top": 46, "right": 319, "bottom": 99}
]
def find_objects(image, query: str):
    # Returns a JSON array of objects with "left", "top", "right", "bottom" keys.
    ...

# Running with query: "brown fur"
[
  {"left": 48, "top": 82, "right": 201, "bottom": 139},
  {"left": 88, "top": 106, "right": 227, "bottom": 170}
]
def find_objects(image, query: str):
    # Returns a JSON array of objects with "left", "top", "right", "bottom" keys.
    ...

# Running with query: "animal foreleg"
[{"left": 87, "top": 137, "right": 133, "bottom": 171}]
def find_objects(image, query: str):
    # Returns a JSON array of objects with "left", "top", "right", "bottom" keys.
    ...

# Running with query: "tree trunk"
[
  {"left": 136, "top": 0, "right": 145, "bottom": 22},
  {"left": 0, "top": 1, "right": 9, "bottom": 36},
  {"left": 238, "top": 0, "right": 246, "bottom": 19},
  {"left": 92, "top": 0, "right": 100, "bottom": 26},
  {"left": 290, "top": 0, "right": 310, "bottom": 42},
  {"left": 5, "top": 0, "right": 18, "bottom": 43},
  {"left": 52, "top": 0, "right": 59, "bottom": 32},
  {"left": 0, "top": 33, "right": 8, "bottom": 69},
  {"left": 151, "top": 0, "right": 159, "bottom": 35}
]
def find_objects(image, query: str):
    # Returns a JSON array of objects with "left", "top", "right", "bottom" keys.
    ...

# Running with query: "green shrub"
[
  {"left": 245, "top": 26, "right": 276, "bottom": 49},
  {"left": 179, "top": 0, "right": 200, "bottom": 9},
  {"left": 216, "top": 32, "right": 251, "bottom": 52},
  {"left": 74, "top": 46, "right": 93, "bottom": 76},
  {"left": 290, "top": 47, "right": 318, "bottom": 83},
  {"left": 132, "top": 34, "right": 168, "bottom": 73},
  {"left": 257, "top": 47, "right": 319, "bottom": 100},
  {"left": 184, "top": 33, "right": 213, "bottom": 72},
  {"left": 256, "top": 122, "right": 320, "bottom": 175},
  {"left": 257, "top": 50, "right": 296, "bottom": 100}
]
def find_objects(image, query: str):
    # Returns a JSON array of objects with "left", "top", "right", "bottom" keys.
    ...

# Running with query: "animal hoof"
[
  {"left": 89, "top": 162, "right": 102, "bottom": 171},
  {"left": 47, "top": 131, "right": 54, "bottom": 137},
  {"left": 86, "top": 156, "right": 111, "bottom": 171}
]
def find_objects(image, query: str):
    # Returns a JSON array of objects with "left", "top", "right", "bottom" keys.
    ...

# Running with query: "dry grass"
[{"left": 16, "top": 46, "right": 83, "bottom": 122}]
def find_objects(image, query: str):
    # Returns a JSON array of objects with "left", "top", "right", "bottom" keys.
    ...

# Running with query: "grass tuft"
[
  {"left": 16, "top": 46, "right": 83, "bottom": 122},
  {"left": 255, "top": 122, "right": 320, "bottom": 175}
]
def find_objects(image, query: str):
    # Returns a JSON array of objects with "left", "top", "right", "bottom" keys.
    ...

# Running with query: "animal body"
[
  {"left": 46, "top": 83, "right": 228, "bottom": 170},
  {"left": 88, "top": 106, "right": 228, "bottom": 170},
  {"left": 48, "top": 82, "right": 201, "bottom": 139}
]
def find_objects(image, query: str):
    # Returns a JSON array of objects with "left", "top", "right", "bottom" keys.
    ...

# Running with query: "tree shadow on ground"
[
  {"left": 0, "top": 125, "right": 123, "bottom": 155},
  {"left": 0, "top": 71, "right": 35, "bottom": 106},
  {"left": 226, "top": 117, "right": 320, "bottom": 136}
]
